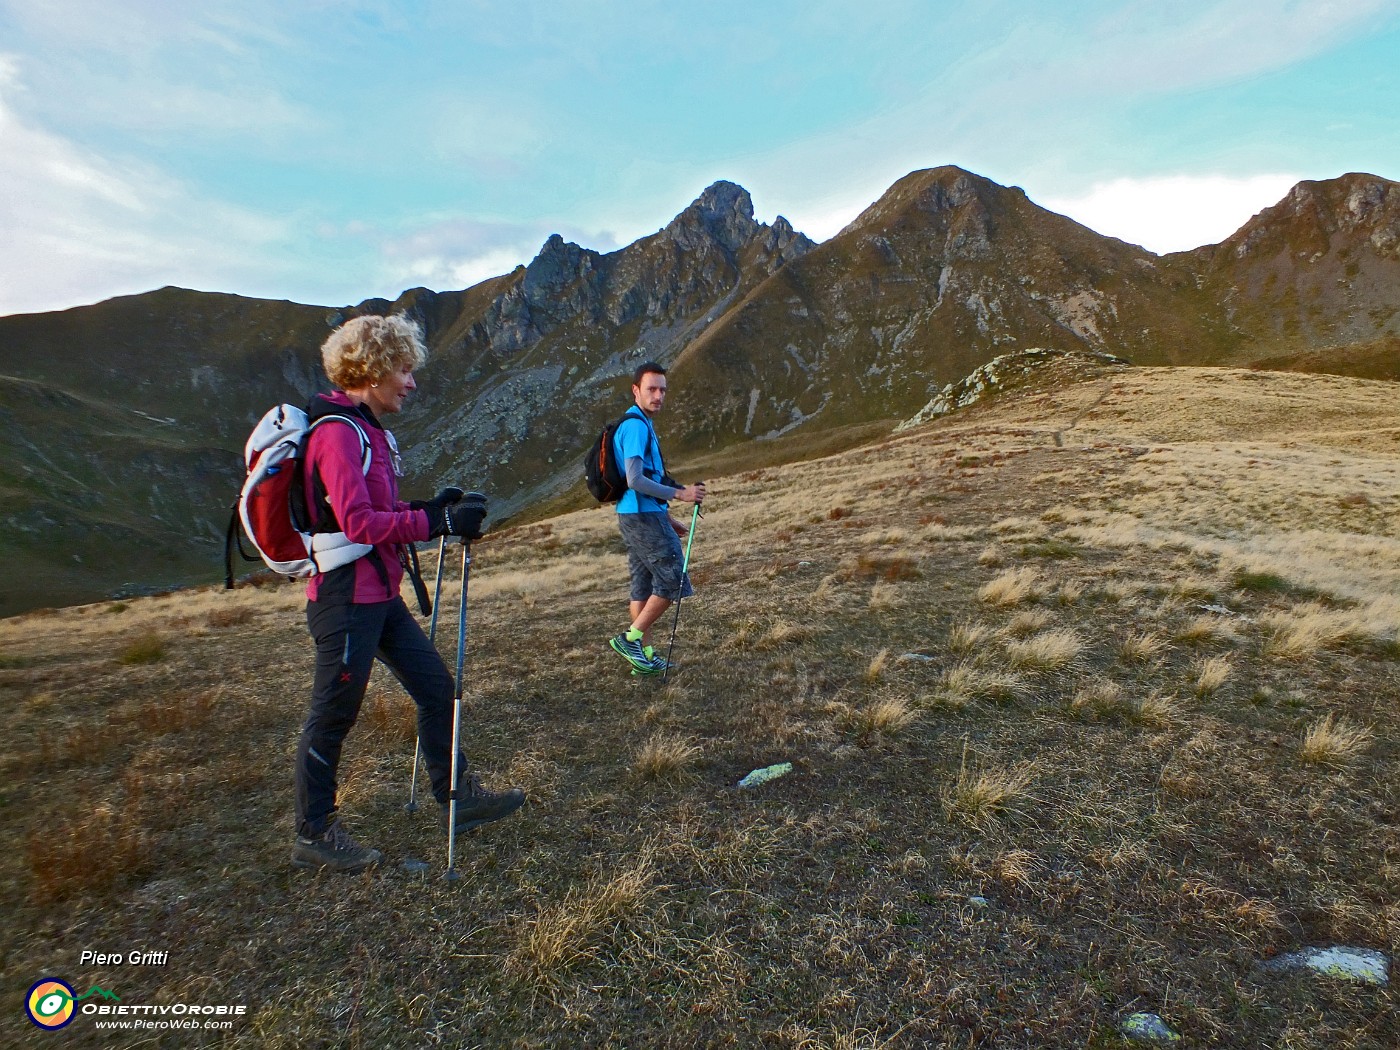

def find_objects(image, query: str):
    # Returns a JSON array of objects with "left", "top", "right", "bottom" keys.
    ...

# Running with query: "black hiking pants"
[{"left": 296, "top": 596, "right": 463, "bottom": 837}]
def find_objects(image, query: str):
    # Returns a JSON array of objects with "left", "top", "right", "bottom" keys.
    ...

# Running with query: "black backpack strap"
[
  {"left": 224, "top": 504, "right": 240, "bottom": 589},
  {"left": 224, "top": 500, "right": 269, "bottom": 589},
  {"left": 400, "top": 544, "right": 432, "bottom": 616}
]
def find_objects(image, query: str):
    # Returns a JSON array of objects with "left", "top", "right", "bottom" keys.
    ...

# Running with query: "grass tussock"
[
  {"left": 941, "top": 742, "right": 1035, "bottom": 830},
  {"left": 1119, "top": 631, "right": 1168, "bottom": 664},
  {"left": 867, "top": 582, "right": 903, "bottom": 611},
  {"left": 846, "top": 552, "right": 922, "bottom": 582},
  {"left": 936, "top": 664, "right": 1025, "bottom": 707},
  {"left": 1003, "top": 608, "right": 1052, "bottom": 637},
  {"left": 1259, "top": 602, "right": 1370, "bottom": 660},
  {"left": 1130, "top": 691, "right": 1179, "bottom": 729},
  {"left": 1193, "top": 655, "right": 1233, "bottom": 696},
  {"left": 978, "top": 567, "right": 1043, "bottom": 607},
  {"left": 632, "top": 732, "right": 701, "bottom": 780},
  {"left": 1174, "top": 614, "right": 1239, "bottom": 646},
  {"left": 1298, "top": 714, "right": 1373, "bottom": 765},
  {"left": 117, "top": 631, "right": 166, "bottom": 665},
  {"left": 842, "top": 695, "right": 919, "bottom": 746},
  {"left": 1004, "top": 629, "right": 1084, "bottom": 673},
  {"left": 1170, "top": 577, "right": 1220, "bottom": 601},
  {"left": 207, "top": 606, "right": 256, "bottom": 629},
  {"left": 755, "top": 620, "right": 816, "bottom": 650},
  {"left": 506, "top": 857, "right": 658, "bottom": 983},
  {"left": 1068, "top": 678, "right": 1126, "bottom": 721},
  {"left": 946, "top": 621, "right": 991, "bottom": 656},
  {"left": 27, "top": 804, "right": 152, "bottom": 901},
  {"left": 865, "top": 648, "right": 890, "bottom": 682}
]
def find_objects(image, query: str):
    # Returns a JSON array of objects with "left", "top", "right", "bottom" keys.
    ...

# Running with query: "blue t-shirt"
[{"left": 613, "top": 406, "right": 667, "bottom": 514}]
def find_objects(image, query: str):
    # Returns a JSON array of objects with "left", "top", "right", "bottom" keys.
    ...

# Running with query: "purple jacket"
[{"left": 301, "top": 392, "right": 430, "bottom": 604}]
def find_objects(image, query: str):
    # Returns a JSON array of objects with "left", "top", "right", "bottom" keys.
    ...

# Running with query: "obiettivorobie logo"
[
  {"left": 24, "top": 976, "right": 247, "bottom": 1033},
  {"left": 25, "top": 979, "right": 119, "bottom": 1030}
]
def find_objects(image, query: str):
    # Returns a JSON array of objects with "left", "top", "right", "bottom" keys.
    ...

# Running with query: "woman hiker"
[{"left": 292, "top": 314, "right": 524, "bottom": 873}]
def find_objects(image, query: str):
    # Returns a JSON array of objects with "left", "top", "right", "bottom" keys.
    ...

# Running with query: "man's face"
[{"left": 633, "top": 372, "right": 668, "bottom": 414}]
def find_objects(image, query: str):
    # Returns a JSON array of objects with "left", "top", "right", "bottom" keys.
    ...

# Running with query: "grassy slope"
[{"left": 1, "top": 364, "right": 1397, "bottom": 1048}]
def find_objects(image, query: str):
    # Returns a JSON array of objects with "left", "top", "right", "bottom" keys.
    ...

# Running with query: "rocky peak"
[
  {"left": 523, "top": 234, "right": 600, "bottom": 301},
  {"left": 844, "top": 165, "right": 997, "bottom": 239},
  {"left": 1221, "top": 173, "right": 1400, "bottom": 261},
  {"left": 663, "top": 181, "right": 761, "bottom": 254}
]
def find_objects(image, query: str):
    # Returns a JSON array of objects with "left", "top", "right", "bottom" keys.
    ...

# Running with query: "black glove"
[
  {"left": 410, "top": 486, "right": 465, "bottom": 512},
  {"left": 425, "top": 490, "right": 487, "bottom": 540}
]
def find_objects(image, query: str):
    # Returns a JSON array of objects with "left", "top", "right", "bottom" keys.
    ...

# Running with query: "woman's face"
[{"left": 364, "top": 360, "right": 417, "bottom": 416}]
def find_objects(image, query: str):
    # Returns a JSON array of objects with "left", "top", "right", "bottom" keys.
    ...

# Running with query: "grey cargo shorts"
[{"left": 617, "top": 511, "right": 695, "bottom": 602}]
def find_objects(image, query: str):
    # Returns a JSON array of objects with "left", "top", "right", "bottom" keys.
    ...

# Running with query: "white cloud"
[
  {"left": 373, "top": 215, "right": 624, "bottom": 296},
  {"left": 0, "top": 58, "right": 292, "bottom": 314},
  {"left": 1039, "top": 174, "right": 1301, "bottom": 253}
]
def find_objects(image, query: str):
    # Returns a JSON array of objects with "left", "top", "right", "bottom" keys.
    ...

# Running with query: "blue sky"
[{"left": 2, "top": 0, "right": 1398, "bottom": 316}]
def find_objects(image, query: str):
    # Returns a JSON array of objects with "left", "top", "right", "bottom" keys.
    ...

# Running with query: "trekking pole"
[
  {"left": 406, "top": 535, "right": 448, "bottom": 813},
  {"left": 445, "top": 491, "right": 486, "bottom": 881},
  {"left": 662, "top": 497, "right": 702, "bottom": 683}
]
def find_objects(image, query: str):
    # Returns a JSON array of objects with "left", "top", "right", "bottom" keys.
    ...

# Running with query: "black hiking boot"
[
  {"left": 440, "top": 775, "right": 526, "bottom": 835},
  {"left": 291, "top": 820, "right": 383, "bottom": 873}
]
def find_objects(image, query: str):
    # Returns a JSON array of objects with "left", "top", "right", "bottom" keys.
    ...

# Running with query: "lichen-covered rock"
[
  {"left": 1258, "top": 946, "right": 1390, "bottom": 986},
  {"left": 1120, "top": 1013, "right": 1181, "bottom": 1045}
]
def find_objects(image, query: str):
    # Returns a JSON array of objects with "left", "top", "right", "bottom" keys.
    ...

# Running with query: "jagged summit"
[{"left": 663, "top": 181, "right": 760, "bottom": 254}]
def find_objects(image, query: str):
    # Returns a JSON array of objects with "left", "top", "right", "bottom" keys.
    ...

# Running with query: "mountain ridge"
[{"left": 2, "top": 166, "right": 1398, "bottom": 614}]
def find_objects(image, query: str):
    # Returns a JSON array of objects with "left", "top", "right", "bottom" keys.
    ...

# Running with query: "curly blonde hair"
[{"left": 321, "top": 314, "right": 427, "bottom": 390}]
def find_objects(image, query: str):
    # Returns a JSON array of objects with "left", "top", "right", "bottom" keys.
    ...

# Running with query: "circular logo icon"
[{"left": 26, "top": 978, "right": 76, "bottom": 1029}]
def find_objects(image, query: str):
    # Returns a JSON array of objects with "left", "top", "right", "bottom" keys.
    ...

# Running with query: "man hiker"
[{"left": 608, "top": 361, "right": 706, "bottom": 675}]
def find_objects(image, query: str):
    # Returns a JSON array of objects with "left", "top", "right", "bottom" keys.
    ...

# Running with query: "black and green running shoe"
[{"left": 609, "top": 633, "right": 654, "bottom": 673}]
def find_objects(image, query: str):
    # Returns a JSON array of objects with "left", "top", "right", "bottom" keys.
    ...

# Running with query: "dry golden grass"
[
  {"left": 1174, "top": 613, "right": 1240, "bottom": 646},
  {"left": 940, "top": 743, "right": 1035, "bottom": 830},
  {"left": 990, "top": 847, "right": 1039, "bottom": 889},
  {"left": 1130, "top": 691, "right": 1180, "bottom": 729},
  {"left": 117, "top": 630, "right": 166, "bottom": 664},
  {"left": 1069, "top": 678, "right": 1126, "bottom": 720},
  {"left": 207, "top": 605, "right": 256, "bottom": 629},
  {"left": 977, "top": 567, "right": 1043, "bottom": 607},
  {"left": 867, "top": 582, "right": 903, "bottom": 611},
  {"left": 506, "top": 856, "right": 658, "bottom": 982},
  {"left": 936, "top": 664, "right": 1025, "bottom": 707},
  {"left": 1004, "top": 628, "right": 1084, "bottom": 672},
  {"left": 865, "top": 648, "right": 890, "bottom": 682},
  {"left": 27, "top": 803, "right": 152, "bottom": 901},
  {"left": 1193, "top": 655, "right": 1233, "bottom": 696},
  {"left": 836, "top": 695, "right": 920, "bottom": 747},
  {"left": 1298, "top": 714, "right": 1374, "bottom": 765},
  {"left": 946, "top": 620, "right": 991, "bottom": 656},
  {"left": 632, "top": 732, "right": 701, "bottom": 780},
  {"left": 1259, "top": 602, "right": 1372, "bottom": 660},
  {"left": 4, "top": 363, "right": 1399, "bottom": 1048},
  {"left": 1003, "top": 608, "right": 1052, "bottom": 637},
  {"left": 1119, "top": 630, "right": 1168, "bottom": 663},
  {"left": 755, "top": 620, "right": 817, "bottom": 650}
]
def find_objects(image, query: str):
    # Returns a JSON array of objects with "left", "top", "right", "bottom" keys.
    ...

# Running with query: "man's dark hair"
[{"left": 632, "top": 361, "right": 666, "bottom": 385}]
